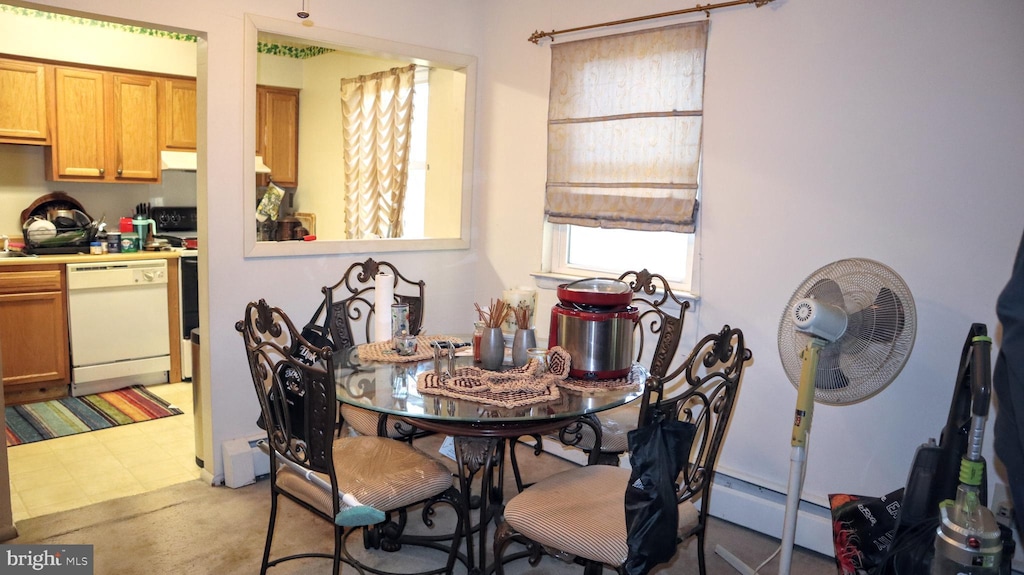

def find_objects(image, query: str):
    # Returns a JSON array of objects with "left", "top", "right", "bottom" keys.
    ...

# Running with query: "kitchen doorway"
[{"left": 0, "top": 4, "right": 207, "bottom": 525}]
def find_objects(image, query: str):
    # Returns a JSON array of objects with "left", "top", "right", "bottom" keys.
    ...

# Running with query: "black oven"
[{"left": 151, "top": 206, "right": 199, "bottom": 381}]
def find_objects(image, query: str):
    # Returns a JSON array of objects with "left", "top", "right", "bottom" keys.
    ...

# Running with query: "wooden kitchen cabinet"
[
  {"left": 161, "top": 78, "right": 197, "bottom": 150},
  {"left": 111, "top": 73, "right": 161, "bottom": 179},
  {"left": 257, "top": 85, "right": 299, "bottom": 187},
  {"left": 47, "top": 66, "right": 161, "bottom": 183},
  {"left": 50, "top": 66, "right": 106, "bottom": 179},
  {"left": 0, "top": 57, "right": 52, "bottom": 145},
  {"left": 0, "top": 265, "right": 70, "bottom": 406}
]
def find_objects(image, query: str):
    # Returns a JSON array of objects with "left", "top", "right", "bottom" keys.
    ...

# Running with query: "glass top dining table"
[
  {"left": 333, "top": 352, "right": 648, "bottom": 575},
  {"left": 333, "top": 354, "right": 648, "bottom": 437},
  {"left": 331, "top": 349, "right": 643, "bottom": 572}
]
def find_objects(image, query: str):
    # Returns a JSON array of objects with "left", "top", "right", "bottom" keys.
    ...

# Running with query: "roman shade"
[{"left": 544, "top": 21, "right": 708, "bottom": 233}]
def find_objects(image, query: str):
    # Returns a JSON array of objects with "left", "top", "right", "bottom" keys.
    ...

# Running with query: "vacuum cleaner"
[{"left": 881, "top": 323, "right": 1015, "bottom": 574}]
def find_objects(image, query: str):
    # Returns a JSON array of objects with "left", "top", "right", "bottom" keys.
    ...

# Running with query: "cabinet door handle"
[
  {"left": 99, "top": 168, "right": 105, "bottom": 176},
  {"left": 117, "top": 167, "right": 123, "bottom": 176}
]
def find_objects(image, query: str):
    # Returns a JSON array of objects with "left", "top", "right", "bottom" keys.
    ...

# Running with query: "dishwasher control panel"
[{"left": 67, "top": 260, "right": 168, "bottom": 290}]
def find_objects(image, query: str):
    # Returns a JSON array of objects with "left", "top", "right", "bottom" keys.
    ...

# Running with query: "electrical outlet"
[{"left": 991, "top": 482, "right": 1015, "bottom": 528}]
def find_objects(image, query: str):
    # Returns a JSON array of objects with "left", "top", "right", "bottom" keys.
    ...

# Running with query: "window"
[
  {"left": 402, "top": 67, "right": 430, "bottom": 238},
  {"left": 553, "top": 224, "right": 695, "bottom": 290},
  {"left": 542, "top": 22, "right": 708, "bottom": 294}
]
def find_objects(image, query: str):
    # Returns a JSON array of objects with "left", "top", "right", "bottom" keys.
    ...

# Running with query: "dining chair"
[
  {"left": 321, "top": 257, "right": 427, "bottom": 440},
  {"left": 494, "top": 325, "right": 751, "bottom": 575},
  {"left": 508, "top": 269, "right": 691, "bottom": 489},
  {"left": 237, "top": 299, "right": 464, "bottom": 575}
]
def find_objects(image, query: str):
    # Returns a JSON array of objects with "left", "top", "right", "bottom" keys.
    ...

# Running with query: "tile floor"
[{"left": 6, "top": 382, "right": 200, "bottom": 522}]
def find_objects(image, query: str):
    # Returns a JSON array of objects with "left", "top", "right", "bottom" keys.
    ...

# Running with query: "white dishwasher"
[{"left": 67, "top": 259, "right": 171, "bottom": 396}]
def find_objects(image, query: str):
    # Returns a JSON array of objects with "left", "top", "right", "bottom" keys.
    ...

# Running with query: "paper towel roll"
[{"left": 374, "top": 272, "right": 394, "bottom": 343}]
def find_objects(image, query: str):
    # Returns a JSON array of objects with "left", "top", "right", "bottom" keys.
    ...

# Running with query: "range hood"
[{"left": 161, "top": 151, "right": 272, "bottom": 174}]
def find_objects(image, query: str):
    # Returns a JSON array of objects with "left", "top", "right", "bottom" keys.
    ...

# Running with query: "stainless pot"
[
  {"left": 48, "top": 208, "right": 92, "bottom": 230},
  {"left": 549, "top": 304, "right": 638, "bottom": 380}
]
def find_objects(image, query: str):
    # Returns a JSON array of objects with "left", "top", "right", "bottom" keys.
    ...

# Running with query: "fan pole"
[
  {"left": 715, "top": 339, "right": 823, "bottom": 575},
  {"left": 778, "top": 339, "right": 822, "bottom": 575}
]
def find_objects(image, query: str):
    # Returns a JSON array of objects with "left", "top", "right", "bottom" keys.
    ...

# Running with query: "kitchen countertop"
[{"left": 0, "top": 251, "right": 181, "bottom": 267}]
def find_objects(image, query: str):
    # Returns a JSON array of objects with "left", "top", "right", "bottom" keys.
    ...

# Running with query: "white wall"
[{"left": 478, "top": 0, "right": 1024, "bottom": 520}]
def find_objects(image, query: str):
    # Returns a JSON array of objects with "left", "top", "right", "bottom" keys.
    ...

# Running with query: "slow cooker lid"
[{"left": 557, "top": 277, "right": 633, "bottom": 308}]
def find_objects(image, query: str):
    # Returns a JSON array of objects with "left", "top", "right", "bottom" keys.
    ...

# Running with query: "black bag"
[
  {"left": 258, "top": 300, "right": 338, "bottom": 438},
  {"left": 623, "top": 413, "right": 697, "bottom": 575},
  {"left": 256, "top": 363, "right": 309, "bottom": 441},
  {"left": 828, "top": 488, "right": 903, "bottom": 575},
  {"left": 291, "top": 299, "right": 337, "bottom": 366}
]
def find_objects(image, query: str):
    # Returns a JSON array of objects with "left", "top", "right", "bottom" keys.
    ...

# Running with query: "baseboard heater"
[{"left": 222, "top": 435, "right": 271, "bottom": 488}]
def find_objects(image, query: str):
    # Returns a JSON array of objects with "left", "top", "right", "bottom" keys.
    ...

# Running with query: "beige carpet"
[{"left": 7, "top": 436, "right": 836, "bottom": 575}]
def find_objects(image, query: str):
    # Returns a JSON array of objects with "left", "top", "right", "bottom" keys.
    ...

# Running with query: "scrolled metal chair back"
[
  {"left": 618, "top": 268, "right": 692, "bottom": 394},
  {"left": 641, "top": 325, "right": 751, "bottom": 510},
  {"left": 322, "top": 258, "right": 426, "bottom": 367},
  {"left": 236, "top": 299, "right": 337, "bottom": 475}
]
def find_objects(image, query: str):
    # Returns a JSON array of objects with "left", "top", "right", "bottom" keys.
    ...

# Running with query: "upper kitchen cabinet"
[
  {"left": 161, "top": 78, "right": 196, "bottom": 150},
  {"left": 0, "top": 57, "right": 52, "bottom": 145},
  {"left": 47, "top": 66, "right": 161, "bottom": 183},
  {"left": 111, "top": 74, "right": 161, "bottom": 180},
  {"left": 257, "top": 85, "right": 299, "bottom": 187}
]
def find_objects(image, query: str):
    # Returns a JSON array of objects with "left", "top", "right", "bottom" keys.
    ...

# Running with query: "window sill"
[{"left": 530, "top": 270, "right": 699, "bottom": 302}]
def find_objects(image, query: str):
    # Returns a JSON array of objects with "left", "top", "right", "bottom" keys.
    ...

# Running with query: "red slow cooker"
[{"left": 549, "top": 278, "right": 638, "bottom": 380}]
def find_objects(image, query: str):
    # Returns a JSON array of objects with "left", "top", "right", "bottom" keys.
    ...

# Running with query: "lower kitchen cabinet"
[{"left": 0, "top": 265, "right": 70, "bottom": 405}]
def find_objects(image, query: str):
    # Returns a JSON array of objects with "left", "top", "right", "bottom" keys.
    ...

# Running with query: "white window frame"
[{"left": 539, "top": 223, "right": 698, "bottom": 297}]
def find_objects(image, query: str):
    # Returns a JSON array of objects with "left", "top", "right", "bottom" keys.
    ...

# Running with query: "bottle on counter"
[{"left": 472, "top": 321, "right": 485, "bottom": 362}]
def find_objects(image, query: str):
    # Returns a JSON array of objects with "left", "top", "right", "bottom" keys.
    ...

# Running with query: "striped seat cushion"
[
  {"left": 277, "top": 435, "right": 453, "bottom": 515},
  {"left": 503, "top": 465, "right": 699, "bottom": 567},
  {"left": 341, "top": 404, "right": 418, "bottom": 439}
]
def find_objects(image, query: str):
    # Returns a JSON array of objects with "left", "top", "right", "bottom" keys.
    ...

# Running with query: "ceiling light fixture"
[{"left": 297, "top": 0, "right": 313, "bottom": 27}]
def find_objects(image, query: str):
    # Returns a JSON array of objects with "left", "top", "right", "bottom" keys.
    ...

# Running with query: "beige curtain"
[
  {"left": 545, "top": 21, "right": 708, "bottom": 233},
  {"left": 341, "top": 64, "right": 416, "bottom": 239}
]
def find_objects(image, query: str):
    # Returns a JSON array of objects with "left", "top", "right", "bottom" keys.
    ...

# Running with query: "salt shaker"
[{"left": 447, "top": 345, "right": 458, "bottom": 375}]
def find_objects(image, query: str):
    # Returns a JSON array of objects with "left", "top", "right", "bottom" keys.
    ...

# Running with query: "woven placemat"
[
  {"left": 357, "top": 335, "right": 464, "bottom": 363},
  {"left": 413, "top": 368, "right": 561, "bottom": 409},
  {"left": 557, "top": 376, "right": 638, "bottom": 393}
]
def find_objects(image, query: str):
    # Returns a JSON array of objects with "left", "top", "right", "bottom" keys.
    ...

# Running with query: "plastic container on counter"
[
  {"left": 107, "top": 231, "right": 121, "bottom": 253},
  {"left": 121, "top": 232, "right": 139, "bottom": 253}
]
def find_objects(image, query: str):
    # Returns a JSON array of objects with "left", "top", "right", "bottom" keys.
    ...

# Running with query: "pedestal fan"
[{"left": 717, "top": 258, "right": 917, "bottom": 575}]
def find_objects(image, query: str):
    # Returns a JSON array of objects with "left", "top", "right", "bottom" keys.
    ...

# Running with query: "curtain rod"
[{"left": 528, "top": 0, "right": 775, "bottom": 44}]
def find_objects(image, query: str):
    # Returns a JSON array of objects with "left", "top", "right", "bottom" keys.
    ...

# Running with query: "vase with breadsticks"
[
  {"left": 511, "top": 302, "right": 537, "bottom": 367},
  {"left": 476, "top": 299, "right": 510, "bottom": 370}
]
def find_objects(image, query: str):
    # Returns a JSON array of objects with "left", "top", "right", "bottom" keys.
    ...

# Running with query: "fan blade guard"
[{"left": 778, "top": 258, "right": 916, "bottom": 405}]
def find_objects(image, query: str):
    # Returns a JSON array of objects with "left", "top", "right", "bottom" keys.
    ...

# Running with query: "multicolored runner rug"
[{"left": 5, "top": 385, "right": 183, "bottom": 446}]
